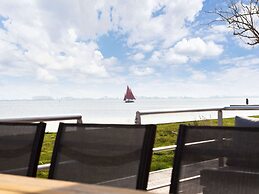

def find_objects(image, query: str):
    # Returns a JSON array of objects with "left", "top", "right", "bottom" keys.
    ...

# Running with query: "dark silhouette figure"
[{"left": 246, "top": 98, "right": 249, "bottom": 105}]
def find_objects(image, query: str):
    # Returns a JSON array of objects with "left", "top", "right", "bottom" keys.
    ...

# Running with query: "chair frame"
[
  {"left": 0, "top": 122, "right": 46, "bottom": 177},
  {"left": 49, "top": 123, "right": 156, "bottom": 190},
  {"left": 170, "top": 124, "right": 259, "bottom": 194},
  {"left": 170, "top": 124, "right": 186, "bottom": 194}
]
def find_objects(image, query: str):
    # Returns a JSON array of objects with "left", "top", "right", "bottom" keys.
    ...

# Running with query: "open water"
[{"left": 0, "top": 97, "right": 259, "bottom": 132}]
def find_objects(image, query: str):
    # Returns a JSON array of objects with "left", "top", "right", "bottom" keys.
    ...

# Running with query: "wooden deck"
[{"left": 148, "top": 168, "right": 172, "bottom": 194}]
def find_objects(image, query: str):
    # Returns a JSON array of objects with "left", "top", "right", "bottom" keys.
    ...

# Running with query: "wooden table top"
[{"left": 0, "top": 174, "right": 147, "bottom": 194}]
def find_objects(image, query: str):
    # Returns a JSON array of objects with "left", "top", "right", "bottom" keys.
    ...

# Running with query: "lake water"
[{"left": 0, "top": 97, "right": 259, "bottom": 132}]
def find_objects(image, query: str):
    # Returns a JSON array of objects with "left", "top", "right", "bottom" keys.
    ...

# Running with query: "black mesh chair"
[
  {"left": 49, "top": 123, "right": 156, "bottom": 190},
  {"left": 0, "top": 122, "right": 46, "bottom": 177},
  {"left": 170, "top": 125, "right": 259, "bottom": 194}
]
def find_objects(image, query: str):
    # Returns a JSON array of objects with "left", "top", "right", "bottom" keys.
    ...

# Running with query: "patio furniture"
[
  {"left": 0, "top": 122, "right": 46, "bottom": 177},
  {"left": 170, "top": 125, "right": 259, "bottom": 194},
  {"left": 235, "top": 116, "right": 259, "bottom": 127},
  {"left": 49, "top": 123, "right": 156, "bottom": 190}
]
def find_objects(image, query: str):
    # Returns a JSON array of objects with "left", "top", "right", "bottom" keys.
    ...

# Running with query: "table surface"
[{"left": 0, "top": 174, "right": 147, "bottom": 194}]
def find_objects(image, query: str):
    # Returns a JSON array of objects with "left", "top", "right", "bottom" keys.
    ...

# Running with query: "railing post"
[
  {"left": 135, "top": 111, "right": 141, "bottom": 125},
  {"left": 77, "top": 116, "right": 83, "bottom": 124},
  {"left": 217, "top": 110, "right": 223, "bottom": 126}
]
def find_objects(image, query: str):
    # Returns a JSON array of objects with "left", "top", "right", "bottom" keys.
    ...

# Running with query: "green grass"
[
  {"left": 37, "top": 117, "right": 237, "bottom": 178},
  {"left": 37, "top": 133, "right": 56, "bottom": 178}
]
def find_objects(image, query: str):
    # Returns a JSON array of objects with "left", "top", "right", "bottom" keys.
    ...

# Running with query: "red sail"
[{"left": 124, "top": 86, "right": 136, "bottom": 101}]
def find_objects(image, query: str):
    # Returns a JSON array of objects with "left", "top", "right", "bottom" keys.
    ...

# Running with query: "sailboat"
[{"left": 123, "top": 86, "right": 136, "bottom": 103}]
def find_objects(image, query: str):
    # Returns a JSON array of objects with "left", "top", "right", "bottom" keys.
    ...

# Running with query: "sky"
[{"left": 0, "top": 0, "right": 258, "bottom": 99}]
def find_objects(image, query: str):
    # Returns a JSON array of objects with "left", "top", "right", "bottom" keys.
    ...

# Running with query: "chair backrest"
[
  {"left": 49, "top": 123, "right": 156, "bottom": 190},
  {"left": 235, "top": 116, "right": 259, "bottom": 127},
  {"left": 170, "top": 125, "right": 259, "bottom": 194},
  {"left": 0, "top": 122, "right": 46, "bottom": 177}
]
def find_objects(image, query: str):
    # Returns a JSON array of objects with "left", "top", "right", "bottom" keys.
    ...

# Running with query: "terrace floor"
[{"left": 148, "top": 168, "right": 171, "bottom": 193}]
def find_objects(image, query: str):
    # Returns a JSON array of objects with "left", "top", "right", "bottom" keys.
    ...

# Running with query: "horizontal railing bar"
[
  {"left": 0, "top": 114, "right": 83, "bottom": 123},
  {"left": 37, "top": 163, "right": 51, "bottom": 170},
  {"left": 180, "top": 175, "right": 200, "bottom": 182},
  {"left": 139, "top": 106, "right": 259, "bottom": 116},
  {"left": 138, "top": 108, "right": 223, "bottom": 116},
  {"left": 153, "top": 145, "right": 176, "bottom": 152},
  {"left": 37, "top": 160, "right": 76, "bottom": 170},
  {"left": 135, "top": 105, "right": 259, "bottom": 125},
  {"left": 223, "top": 106, "right": 259, "bottom": 110}
]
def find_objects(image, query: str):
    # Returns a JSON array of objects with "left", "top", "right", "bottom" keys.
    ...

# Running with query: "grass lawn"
[
  {"left": 37, "top": 117, "right": 236, "bottom": 178},
  {"left": 37, "top": 133, "right": 56, "bottom": 178}
]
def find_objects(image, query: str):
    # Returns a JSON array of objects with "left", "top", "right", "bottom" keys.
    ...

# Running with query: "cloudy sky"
[{"left": 0, "top": 0, "right": 258, "bottom": 99}]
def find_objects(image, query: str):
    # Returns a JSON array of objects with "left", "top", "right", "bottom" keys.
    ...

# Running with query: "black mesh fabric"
[
  {"left": 0, "top": 122, "right": 45, "bottom": 177},
  {"left": 170, "top": 125, "right": 259, "bottom": 194},
  {"left": 49, "top": 123, "right": 156, "bottom": 190}
]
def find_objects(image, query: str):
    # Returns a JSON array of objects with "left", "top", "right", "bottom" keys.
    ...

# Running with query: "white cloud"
[
  {"left": 134, "top": 54, "right": 259, "bottom": 98},
  {"left": 149, "top": 49, "right": 188, "bottom": 66},
  {"left": 174, "top": 37, "right": 223, "bottom": 61},
  {"left": 36, "top": 1, "right": 112, "bottom": 40},
  {"left": 109, "top": 0, "right": 205, "bottom": 48},
  {"left": 210, "top": 66, "right": 259, "bottom": 96},
  {"left": 20, "top": 0, "right": 204, "bottom": 50},
  {"left": 163, "top": 49, "right": 189, "bottom": 65},
  {"left": 130, "top": 66, "right": 155, "bottom": 76},
  {"left": 210, "top": 25, "right": 231, "bottom": 34},
  {"left": 0, "top": 0, "right": 205, "bottom": 84},
  {"left": 0, "top": 24, "right": 112, "bottom": 80},
  {"left": 0, "top": 1, "right": 118, "bottom": 83},
  {"left": 1, "top": 0, "right": 258, "bottom": 99},
  {"left": 135, "top": 43, "right": 154, "bottom": 52},
  {"left": 203, "top": 25, "right": 231, "bottom": 43},
  {"left": 132, "top": 64, "right": 259, "bottom": 98},
  {"left": 219, "top": 55, "right": 259, "bottom": 67},
  {"left": 131, "top": 53, "right": 145, "bottom": 61},
  {"left": 189, "top": 70, "right": 207, "bottom": 81},
  {"left": 37, "top": 68, "right": 57, "bottom": 82},
  {"left": 148, "top": 37, "right": 223, "bottom": 66}
]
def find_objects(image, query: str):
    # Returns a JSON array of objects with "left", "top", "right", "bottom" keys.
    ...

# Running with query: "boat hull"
[{"left": 124, "top": 100, "right": 135, "bottom": 103}]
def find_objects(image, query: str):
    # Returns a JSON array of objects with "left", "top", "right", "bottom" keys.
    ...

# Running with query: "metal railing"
[
  {"left": 135, "top": 105, "right": 259, "bottom": 126},
  {"left": 0, "top": 114, "right": 83, "bottom": 124},
  {"left": 140, "top": 105, "right": 259, "bottom": 153}
]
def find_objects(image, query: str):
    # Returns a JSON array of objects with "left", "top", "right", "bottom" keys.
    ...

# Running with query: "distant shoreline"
[{"left": 1, "top": 96, "right": 259, "bottom": 101}]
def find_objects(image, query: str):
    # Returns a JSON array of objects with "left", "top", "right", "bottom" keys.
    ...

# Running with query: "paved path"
[{"left": 148, "top": 168, "right": 171, "bottom": 194}]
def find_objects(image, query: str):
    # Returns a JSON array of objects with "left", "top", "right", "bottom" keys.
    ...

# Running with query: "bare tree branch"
[{"left": 209, "top": 0, "right": 259, "bottom": 46}]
